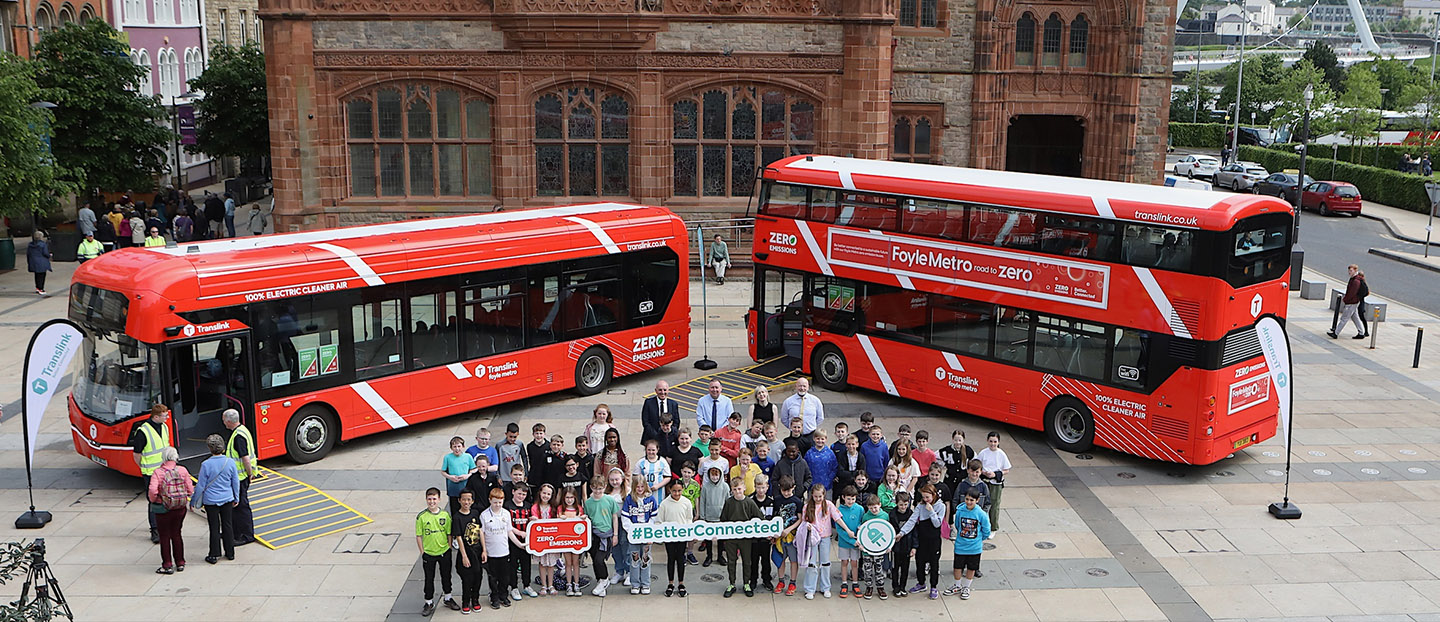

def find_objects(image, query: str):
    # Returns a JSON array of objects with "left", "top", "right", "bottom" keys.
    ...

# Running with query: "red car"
[{"left": 1299, "top": 181, "right": 1362, "bottom": 216}]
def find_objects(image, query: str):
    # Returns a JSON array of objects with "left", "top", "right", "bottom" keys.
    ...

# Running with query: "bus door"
[
  {"left": 753, "top": 269, "right": 806, "bottom": 360},
  {"left": 165, "top": 333, "right": 255, "bottom": 462}
]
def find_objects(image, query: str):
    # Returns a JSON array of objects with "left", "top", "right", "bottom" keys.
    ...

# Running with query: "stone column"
[
  {"left": 838, "top": 0, "right": 895, "bottom": 159},
  {"left": 494, "top": 71, "right": 528, "bottom": 208},
  {"left": 633, "top": 71, "right": 667, "bottom": 204},
  {"left": 262, "top": 0, "right": 319, "bottom": 231}
]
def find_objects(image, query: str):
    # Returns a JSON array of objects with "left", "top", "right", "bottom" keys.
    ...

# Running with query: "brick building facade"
[
  {"left": 2, "top": 0, "right": 102, "bottom": 57},
  {"left": 258, "top": 0, "right": 1175, "bottom": 231}
]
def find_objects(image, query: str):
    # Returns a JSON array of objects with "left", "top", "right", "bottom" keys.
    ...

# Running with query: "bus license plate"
[
  {"left": 89, "top": 453, "right": 108, "bottom": 467},
  {"left": 1232, "top": 437, "right": 1251, "bottom": 450}
]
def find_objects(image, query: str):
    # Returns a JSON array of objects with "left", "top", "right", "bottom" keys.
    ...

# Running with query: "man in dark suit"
[{"left": 640, "top": 380, "right": 674, "bottom": 446}]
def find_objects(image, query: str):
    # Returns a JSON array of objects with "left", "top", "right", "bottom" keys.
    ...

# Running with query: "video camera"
[{"left": 30, "top": 538, "right": 46, "bottom": 562}]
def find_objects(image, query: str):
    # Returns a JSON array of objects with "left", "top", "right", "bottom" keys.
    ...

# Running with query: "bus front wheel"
[
  {"left": 812, "top": 344, "right": 848, "bottom": 391},
  {"left": 286, "top": 406, "right": 338, "bottom": 464},
  {"left": 574, "top": 347, "right": 613, "bottom": 396},
  {"left": 1044, "top": 397, "right": 1095, "bottom": 453}
]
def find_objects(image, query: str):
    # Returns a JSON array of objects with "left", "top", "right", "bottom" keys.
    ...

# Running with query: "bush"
[
  {"left": 1169, "top": 123, "right": 1228, "bottom": 148},
  {"left": 1273, "top": 142, "right": 1417, "bottom": 171},
  {"left": 1238, "top": 145, "right": 1431, "bottom": 213}
]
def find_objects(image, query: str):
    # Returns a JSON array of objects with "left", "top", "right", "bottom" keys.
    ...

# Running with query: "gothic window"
[
  {"left": 132, "top": 49, "right": 152, "bottom": 93},
  {"left": 34, "top": 4, "right": 55, "bottom": 37},
  {"left": 1069, "top": 15, "right": 1089, "bottom": 67},
  {"left": 672, "top": 86, "right": 816, "bottom": 198},
  {"left": 897, "top": 0, "right": 938, "bottom": 27},
  {"left": 892, "top": 106, "right": 941, "bottom": 163},
  {"left": 78, "top": 5, "right": 93, "bottom": 21},
  {"left": 534, "top": 86, "right": 630, "bottom": 197},
  {"left": 58, "top": 5, "right": 74, "bottom": 24},
  {"left": 1016, "top": 13, "right": 1036, "bottom": 66},
  {"left": 345, "top": 83, "right": 495, "bottom": 198},
  {"left": 1042, "top": 14, "right": 1063, "bottom": 67}
]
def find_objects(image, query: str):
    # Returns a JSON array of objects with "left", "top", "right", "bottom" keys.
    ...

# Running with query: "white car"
[
  {"left": 1213, "top": 161, "right": 1269, "bottom": 191},
  {"left": 1173, "top": 154, "right": 1221, "bottom": 179}
]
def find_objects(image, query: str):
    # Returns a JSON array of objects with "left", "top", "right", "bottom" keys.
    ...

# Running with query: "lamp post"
[
  {"left": 170, "top": 91, "right": 197, "bottom": 190},
  {"left": 1292, "top": 84, "right": 1312, "bottom": 290},
  {"left": 28, "top": 101, "right": 58, "bottom": 236},
  {"left": 1426, "top": 12, "right": 1439, "bottom": 152},
  {"left": 1230, "top": 17, "right": 1248, "bottom": 158}
]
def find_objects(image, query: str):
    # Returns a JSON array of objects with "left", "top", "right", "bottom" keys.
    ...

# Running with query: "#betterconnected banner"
[{"left": 623, "top": 517, "right": 784, "bottom": 544}]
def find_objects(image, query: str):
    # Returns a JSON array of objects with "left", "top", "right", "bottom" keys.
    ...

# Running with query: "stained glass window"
[
  {"left": 534, "top": 87, "right": 630, "bottom": 196},
  {"left": 672, "top": 85, "right": 818, "bottom": 198},
  {"left": 345, "top": 84, "right": 494, "bottom": 197}
]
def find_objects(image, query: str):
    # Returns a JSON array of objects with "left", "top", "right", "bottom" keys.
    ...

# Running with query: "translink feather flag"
[
  {"left": 1254, "top": 317, "right": 1292, "bottom": 443},
  {"left": 17, "top": 319, "right": 86, "bottom": 528}
]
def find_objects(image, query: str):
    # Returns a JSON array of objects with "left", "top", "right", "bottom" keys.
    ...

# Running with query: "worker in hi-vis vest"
[
  {"left": 224, "top": 408, "right": 258, "bottom": 545},
  {"left": 130, "top": 404, "right": 171, "bottom": 543}
]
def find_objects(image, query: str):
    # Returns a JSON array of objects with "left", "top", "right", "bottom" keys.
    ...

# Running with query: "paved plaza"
[{"left": 1, "top": 237, "right": 1439, "bottom": 622}]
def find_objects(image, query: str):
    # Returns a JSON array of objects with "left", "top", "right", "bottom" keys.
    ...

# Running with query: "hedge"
[
  {"left": 1169, "top": 123, "right": 1228, "bottom": 148},
  {"left": 1237, "top": 145, "right": 1431, "bottom": 214},
  {"left": 1272, "top": 142, "right": 1419, "bottom": 172}
]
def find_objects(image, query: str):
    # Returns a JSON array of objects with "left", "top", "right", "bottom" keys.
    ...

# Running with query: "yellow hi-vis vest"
[
  {"left": 138, "top": 421, "right": 171, "bottom": 475},
  {"left": 226, "top": 424, "right": 255, "bottom": 481}
]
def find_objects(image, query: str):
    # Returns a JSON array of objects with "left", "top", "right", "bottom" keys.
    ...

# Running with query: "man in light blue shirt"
[
  {"left": 696, "top": 379, "right": 735, "bottom": 432},
  {"left": 782, "top": 377, "right": 825, "bottom": 437},
  {"left": 223, "top": 192, "right": 238, "bottom": 238}
]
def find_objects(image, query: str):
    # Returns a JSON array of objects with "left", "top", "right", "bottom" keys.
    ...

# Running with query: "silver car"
[
  {"left": 1213, "top": 161, "right": 1268, "bottom": 191},
  {"left": 1173, "top": 154, "right": 1221, "bottom": 179}
]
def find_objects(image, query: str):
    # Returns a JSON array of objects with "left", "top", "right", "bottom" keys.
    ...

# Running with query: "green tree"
[
  {"left": 1286, "top": 12, "right": 1313, "bottom": 29},
  {"left": 186, "top": 41, "right": 268, "bottom": 172},
  {"left": 1217, "top": 53, "right": 1285, "bottom": 125},
  {"left": 32, "top": 20, "right": 173, "bottom": 195},
  {"left": 1336, "top": 68, "right": 1383, "bottom": 159},
  {"left": 1364, "top": 57, "right": 1420, "bottom": 110},
  {"left": 1269, "top": 60, "right": 1338, "bottom": 140},
  {"left": 1302, "top": 40, "right": 1345, "bottom": 92},
  {"left": 1170, "top": 87, "right": 1212, "bottom": 123},
  {"left": 0, "top": 54, "right": 76, "bottom": 229}
]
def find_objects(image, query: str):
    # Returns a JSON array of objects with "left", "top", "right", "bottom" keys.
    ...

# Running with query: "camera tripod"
[{"left": 11, "top": 545, "right": 73, "bottom": 621}]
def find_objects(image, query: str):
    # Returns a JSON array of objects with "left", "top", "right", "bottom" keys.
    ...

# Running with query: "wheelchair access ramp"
[{"left": 248, "top": 466, "right": 372, "bottom": 549}]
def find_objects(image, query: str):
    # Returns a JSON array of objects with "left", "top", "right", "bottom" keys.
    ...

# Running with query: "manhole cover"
[
  {"left": 1262, "top": 451, "right": 1280, "bottom": 457},
  {"left": 605, "top": 389, "right": 626, "bottom": 395},
  {"left": 1353, "top": 450, "right": 1373, "bottom": 457},
  {"left": 1034, "top": 541, "right": 1056, "bottom": 549},
  {"left": 1400, "top": 449, "right": 1418, "bottom": 455},
  {"left": 1022, "top": 569, "right": 1047, "bottom": 578},
  {"left": 1307, "top": 450, "right": 1327, "bottom": 457},
  {"left": 1312, "top": 469, "right": 1332, "bottom": 476},
  {"left": 1409, "top": 467, "right": 1428, "bottom": 474},
  {"left": 983, "top": 542, "right": 996, "bottom": 551},
  {"left": 1117, "top": 472, "right": 1136, "bottom": 479},
  {"left": 700, "top": 573, "right": 725, "bottom": 583},
  {"left": 1076, "top": 453, "right": 1093, "bottom": 460},
  {"left": 1360, "top": 468, "right": 1381, "bottom": 475},
  {"left": 1086, "top": 568, "right": 1110, "bottom": 577},
  {"left": 1165, "top": 471, "right": 1188, "bottom": 478},
  {"left": 1265, "top": 469, "right": 1285, "bottom": 477}
]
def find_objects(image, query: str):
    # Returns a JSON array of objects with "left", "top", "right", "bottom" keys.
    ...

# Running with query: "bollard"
[
  {"left": 1370, "top": 307, "right": 1380, "bottom": 350},
  {"left": 1417, "top": 327, "right": 1426, "bottom": 368}
]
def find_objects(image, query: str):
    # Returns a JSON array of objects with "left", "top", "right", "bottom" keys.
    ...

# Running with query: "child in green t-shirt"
[{"left": 416, "top": 487, "right": 459, "bottom": 615}]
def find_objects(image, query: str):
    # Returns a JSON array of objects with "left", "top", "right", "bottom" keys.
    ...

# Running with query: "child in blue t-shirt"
[
  {"left": 443, "top": 436, "right": 477, "bottom": 516},
  {"left": 466, "top": 427, "right": 500, "bottom": 472},
  {"left": 834, "top": 486, "right": 865, "bottom": 597},
  {"left": 945, "top": 489, "right": 992, "bottom": 600}
]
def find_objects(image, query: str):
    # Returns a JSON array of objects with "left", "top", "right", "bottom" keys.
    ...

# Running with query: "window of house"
[
  {"left": 1069, "top": 15, "right": 1089, "bottom": 67},
  {"left": 123, "top": 0, "right": 143, "bottom": 23},
  {"left": 1016, "top": 13, "right": 1036, "bottom": 66},
  {"left": 154, "top": 0, "right": 172, "bottom": 24},
  {"left": 218, "top": 9, "right": 227, "bottom": 44},
  {"left": 133, "top": 49, "right": 153, "bottom": 93},
  {"left": 346, "top": 83, "right": 495, "bottom": 198},
  {"left": 34, "top": 4, "right": 55, "bottom": 37},
  {"left": 180, "top": 0, "right": 197, "bottom": 24},
  {"left": 535, "top": 86, "right": 630, "bottom": 197},
  {"left": 1042, "top": 14, "right": 1063, "bottom": 66},
  {"left": 79, "top": 6, "right": 94, "bottom": 22},
  {"left": 897, "top": 0, "right": 938, "bottom": 27},
  {"left": 240, "top": 10, "right": 248, "bottom": 41},
  {"left": 57, "top": 5, "right": 74, "bottom": 24},
  {"left": 184, "top": 48, "right": 202, "bottom": 84},
  {"left": 672, "top": 85, "right": 816, "bottom": 198},
  {"left": 254, "top": 14, "right": 261, "bottom": 44},
  {"left": 892, "top": 106, "right": 941, "bottom": 163}
]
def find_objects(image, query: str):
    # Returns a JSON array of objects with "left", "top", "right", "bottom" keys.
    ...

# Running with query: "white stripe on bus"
[
  {"left": 446, "top": 363, "right": 472, "bottom": 380},
  {"left": 312, "top": 243, "right": 386, "bottom": 287},
  {"left": 350, "top": 382, "right": 408, "bottom": 430},
  {"left": 563, "top": 217, "right": 621, "bottom": 254},
  {"left": 797, "top": 221, "right": 832, "bottom": 276},
  {"left": 1132, "top": 267, "right": 1193, "bottom": 339},
  {"left": 941, "top": 351, "right": 966, "bottom": 373},
  {"left": 856, "top": 334, "right": 899, "bottom": 396}
]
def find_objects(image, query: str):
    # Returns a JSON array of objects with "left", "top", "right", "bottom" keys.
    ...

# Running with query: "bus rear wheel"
[
  {"left": 812, "top": 344, "right": 848, "bottom": 391},
  {"left": 286, "top": 405, "right": 338, "bottom": 464},
  {"left": 574, "top": 347, "right": 612, "bottom": 396},
  {"left": 1045, "top": 397, "right": 1095, "bottom": 453}
]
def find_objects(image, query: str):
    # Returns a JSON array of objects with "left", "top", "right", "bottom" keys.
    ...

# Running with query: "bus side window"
[
  {"left": 528, "top": 273, "right": 560, "bottom": 347},
  {"left": 463, "top": 282, "right": 524, "bottom": 358},
  {"left": 1111, "top": 328, "right": 1147, "bottom": 389},
  {"left": 810, "top": 188, "right": 839, "bottom": 224},
  {"left": 929, "top": 296, "right": 992, "bottom": 356},
  {"left": 255, "top": 300, "right": 340, "bottom": 388},
  {"left": 408, "top": 292, "right": 460, "bottom": 369},
  {"left": 352, "top": 298, "right": 402, "bottom": 380},
  {"left": 994, "top": 307, "right": 1031, "bottom": 364},
  {"left": 562, "top": 266, "right": 622, "bottom": 336},
  {"left": 762, "top": 183, "right": 807, "bottom": 219},
  {"left": 626, "top": 249, "right": 679, "bottom": 327}
]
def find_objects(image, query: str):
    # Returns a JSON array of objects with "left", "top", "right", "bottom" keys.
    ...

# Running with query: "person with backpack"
[
  {"left": 192, "top": 434, "right": 242, "bottom": 564},
  {"left": 1329, "top": 264, "right": 1367, "bottom": 340},
  {"left": 148, "top": 446, "right": 194, "bottom": 574}
]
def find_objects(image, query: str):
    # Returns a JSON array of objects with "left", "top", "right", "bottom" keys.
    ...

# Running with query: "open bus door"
[
  {"left": 165, "top": 332, "right": 256, "bottom": 464},
  {"left": 752, "top": 268, "right": 806, "bottom": 362}
]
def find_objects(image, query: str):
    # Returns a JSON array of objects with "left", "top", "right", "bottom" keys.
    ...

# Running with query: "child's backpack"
[{"left": 158, "top": 466, "right": 190, "bottom": 510}]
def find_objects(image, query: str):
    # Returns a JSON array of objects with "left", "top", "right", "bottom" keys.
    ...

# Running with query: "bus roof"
[
  {"left": 766, "top": 155, "right": 1290, "bottom": 230},
  {"left": 73, "top": 203, "right": 683, "bottom": 310}
]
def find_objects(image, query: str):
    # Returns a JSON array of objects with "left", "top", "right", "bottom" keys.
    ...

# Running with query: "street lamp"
[
  {"left": 1291, "top": 83, "right": 1312, "bottom": 290},
  {"left": 1426, "top": 12, "right": 1439, "bottom": 152},
  {"left": 170, "top": 91, "right": 197, "bottom": 189},
  {"left": 1230, "top": 16, "right": 1248, "bottom": 158},
  {"left": 28, "top": 101, "right": 58, "bottom": 235}
]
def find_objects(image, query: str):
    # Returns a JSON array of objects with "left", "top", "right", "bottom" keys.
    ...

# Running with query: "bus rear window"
[
  {"left": 762, "top": 183, "right": 807, "bottom": 218},
  {"left": 1226, "top": 214, "right": 1292, "bottom": 287}
]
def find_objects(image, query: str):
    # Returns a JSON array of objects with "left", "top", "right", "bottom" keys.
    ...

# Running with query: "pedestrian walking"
[
  {"left": 77, "top": 203, "right": 97, "bottom": 237},
  {"left": 130, "top": 405, "right": 171, "bottom": 543},
  {"left": 1356, "top": 268, "right": 1371, "bottom": 338},
  {"left": 192, "top": 434, "right": 241, "bottom": 565},
  {"left": 173, "top": 208, "right": 194, "bottom": 243},
  {"left": 26, "top": 231, "right": 53, "bottom": 296},
  {"left": 147, "top": 447, "right": 193, "bottom": 574},
  {"left": 224, "top": 192, "right": 238, "bottom": 237},
  {"left": 1329, "top": 264, "right": 1368, "bottom": 339},
  {"left": 204, "top": 192, "right": 225, "bottom": 239},
  {"left": 129, "top": 211, "right": 146, "bottom": 247},
  {"left": 1423, "top": 154, "right": 1433, "bottom": 176}
]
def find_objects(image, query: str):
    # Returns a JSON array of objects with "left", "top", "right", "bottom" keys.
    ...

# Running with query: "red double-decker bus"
[
  {"left": 69, "top": 203, "right": 689, "bottom": 475},
  {"left": 748, "top": 156, "right": 1293, "bottom": 465}
]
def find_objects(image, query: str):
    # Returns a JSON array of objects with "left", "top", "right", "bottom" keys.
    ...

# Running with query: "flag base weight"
[
  {"left": 1267, "top": 501, "right": 1301, "bottom": 520},
  {"left": 15, "top": 510, "right": 52, "bottom": 529},
  {"left": 694, "top": 358, "right": 718, "bottom": 370}
]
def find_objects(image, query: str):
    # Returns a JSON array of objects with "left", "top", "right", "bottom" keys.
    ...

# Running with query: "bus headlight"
[{"left": 1205, "top": 426, "right": 1214, "bottom": 436}]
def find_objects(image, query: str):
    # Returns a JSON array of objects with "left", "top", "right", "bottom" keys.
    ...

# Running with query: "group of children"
[{"left": 415, "top": 402, "right": 1014, "bottom": 615}]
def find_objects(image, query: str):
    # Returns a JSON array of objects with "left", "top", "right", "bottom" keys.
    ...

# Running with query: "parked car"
[
  {"left": 1213, "top": 161, "right": 1269, "bottom": 191},
  {"left": 1299, "top": 181, "right": 1362, "bottom": 216},
  {"left": 1227, "top": 126, "right": 1273, "bottom": 147},
  {"left": 1173, "top": 154, "right": 1221, "bottom": 179},
  {"left": 1253, "top": 172, "right": 1315, "bottom": 204}
]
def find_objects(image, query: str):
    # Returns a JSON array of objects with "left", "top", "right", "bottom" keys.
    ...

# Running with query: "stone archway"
[{"left": 1005, "top": 114, "right": 1084, "bottom": 177}]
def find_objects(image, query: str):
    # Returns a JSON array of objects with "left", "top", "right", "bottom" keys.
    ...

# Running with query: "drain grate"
[
  {"left": 1159, "top": 529, "right": 1237, "bottom": 554},
  {"left": 700, "top": 573, "right": 725, "bottom": 583},
  {"left": 73, "top": 489, "right": 143, "bottom": 509},
  {"left": 335, "top": 532, "right": 400, "bottom": 554},
  {"left": 1117, "top": 472, "right": 1136, "bottom": 479},
  {"left": 1022, "top": 569, "right": 1047, "bottom": 578},
  {"left": 1034, "top": 541, "right": 1056, "bottom": 550},
  {"left": 1086, "top": 568, "right": 1109, "bottom": 577}
]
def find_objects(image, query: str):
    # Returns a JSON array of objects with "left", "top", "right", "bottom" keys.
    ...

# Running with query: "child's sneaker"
[
  {"left": 523, "top": 587, "right": 539, "bottom": 598},
  {"left": 421, "top": 602, "right": 435, "bottom": 617},
  {"left": 805, "top": 592, "right": 815, "bottom": 600},
  {"left": 909, "top": 583, "right": 927, "bottom": 593},
  {"left": 928, "top": 587, "right": 939, "bottom": 600},
  {"left": 943, "top": 584, "right": 962, "bottom": 596},
  {"left": 631, "top": 585, "right": 641, "bottom": 595},
  {"left": 878, "top": 586, "right": 888, "bottom": 600},
  {"left": 823, "top": 589, "right": 832, "bottom": 598},
  {"left": 443, "top": 597, "right": 460, "bottom": 611},
  {"left": 686, "top": 552, "right": 699, "bottom": 565},
  {"left": 641, "top": 586, "right": 651, "bottom": 595},
  {"left": 510, "top": 588, "right": 521, "bottom": 601},
  {"left": 623, "top": 575, "right": 632, "bottom": 586},
  {"left": 785, "top": 582, "right": 797, "bottom": 596},
  {"left": 960, "top": 586, "right": 971, "bottom": 600},
  {"left": 593, "top": 582, "right": 607, "bottom": 597},
  {"left": 839, "top": 584, "right": 849, "bottom": 598},
  {"left": 863, "top": 587, "right": 873, "bottom": 599}
]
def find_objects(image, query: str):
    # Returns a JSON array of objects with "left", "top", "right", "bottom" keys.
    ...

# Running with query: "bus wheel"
[
  {"left": 574, "top": 347, "right": 612, "bottom": 396},
  {"left": 813, "top": 344, "right": 848, "bottom": 391},
  {"left": 1045, "top": 397, "right": 1095, "bottom": 453},
  {"left": 286, "top": 406, "right": 337, "bottom": 464}
]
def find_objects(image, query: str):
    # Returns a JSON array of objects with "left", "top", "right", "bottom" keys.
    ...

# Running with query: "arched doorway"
[{"left": 1005, "top": 115, "right": 1084, "bottom": 177}]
